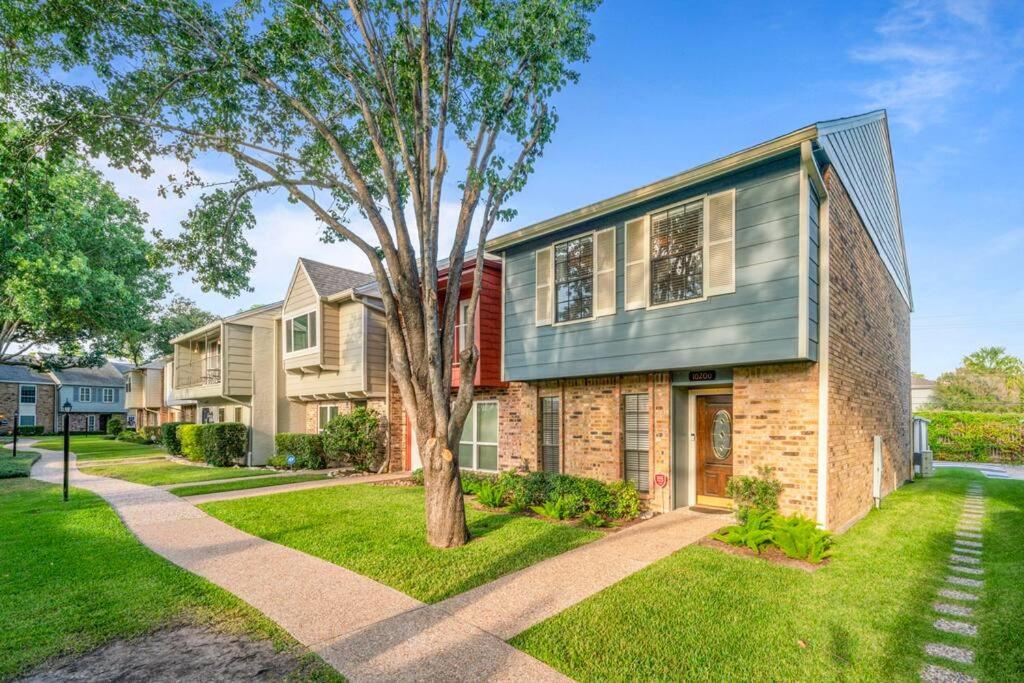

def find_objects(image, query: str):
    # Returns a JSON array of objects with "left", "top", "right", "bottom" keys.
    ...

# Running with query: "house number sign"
[{"left": 688, "top": 370, "right": 716, "bottom": 382}]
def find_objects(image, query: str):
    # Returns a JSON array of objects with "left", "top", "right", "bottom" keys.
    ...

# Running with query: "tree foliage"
[
  {"left": 0, "top": 121, "right": 168, "bottom": 368},
  {"left": 148, "top": 296, "right": 217, "bottom": 358},
  {"left": 1, "top": 0, "right": 599, "bottom": 546},
  {"left": 933, "top": 346, "right": 1024, "bottom": 413}
]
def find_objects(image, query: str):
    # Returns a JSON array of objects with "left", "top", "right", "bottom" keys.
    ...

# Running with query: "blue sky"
[{"left": 100, "top": 0, "right": 1024, "bottom": 378}]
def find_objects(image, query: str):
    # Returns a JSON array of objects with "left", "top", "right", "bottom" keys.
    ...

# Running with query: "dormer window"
[{"left": 285, "top": 310, "right": 318, "bottom": 353}]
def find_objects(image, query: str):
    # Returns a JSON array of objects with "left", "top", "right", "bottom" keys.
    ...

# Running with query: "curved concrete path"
[{"left": 18, "top": 440, "right": 728, "bottom": 681}]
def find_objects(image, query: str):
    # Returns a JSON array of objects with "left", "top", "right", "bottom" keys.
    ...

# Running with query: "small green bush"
[
  {"left": 531, "top": 494, "right": 581, "bottom": 520},
  {"left": 274, "top": 433, "right": 326, "bottom": 469},
  {"left": 141, "top": 426, "right": 160, "bottom": 443},
  {"left": 17, "top": 425, "right": 45, "bottom": 436},
  {"left": 161, "top": 422, "right": 184, "bottom": 455},
  {"left": 713, "top": 509, "right": 776, "bottom": 554},
  {"left": 476, "top": 481, "right": 506, "bottom": 508},
  {"left": 106, "top": 417, "right": 123, "bottom": 436},
  {"left": 117, "top": 428, "right": 149, "bottom": 444},
  {"left": 178, "top": 424, "right": 203, "bottom": 462},
  {"left": 772, "top": 514, "right": 834, "bottom": 564},
  {"left": 410, "top": 468, "right": 424, "bottom": 485},
  {"left": 321, "top": 407, "right": 385, "bottom": 470},
  {"left": 579, "top": 511, "right": 610, "bottom": 528},
  {"left": 606, "top": 480, "right": 640, "bottom": 519},
  {"left": 460, "top": 470, "right": 497, "bottom": 495},
  {"left": 726, "top": 466, "right": 783, "bottom": 523},
  {"left": 200, "top": 422, "right": 248, "bottom": 466}
]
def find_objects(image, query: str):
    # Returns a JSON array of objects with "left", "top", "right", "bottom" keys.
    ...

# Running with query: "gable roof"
[
  {"left": 299, "top": 258, "right": 374, "bottom": 298},
  {"left": 911, "top": 376, "right": 936, "bottom": 389},
  {"left": 0, "top": 363, "right": 55, "bottom": 385},
  {"left": 485, "top": 109, "right": 911, "bottom": 308},
  {"left": 49, "top": 361, "right": 126, "bottom": 387}
]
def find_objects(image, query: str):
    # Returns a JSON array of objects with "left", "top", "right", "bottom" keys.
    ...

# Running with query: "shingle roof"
[
  {"left": 0, "top": 363, "right": 55, "bottom": 384},
  {"left": 111, "top": 361, "right": 134, "bottom": 374},
  {"left": 912, "top": 376, "right": 936, "bottom": 389},
  {"left": 299, "top": 258, "right": 373, "bottom": 297},
  {"left": 49, "top": 361, "right": 126, "bottom": 387}
]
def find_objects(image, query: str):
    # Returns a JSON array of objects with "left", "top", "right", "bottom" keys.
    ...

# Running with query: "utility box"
[{"left": 912, "top": 416, "right": 933, "bottom": 477}]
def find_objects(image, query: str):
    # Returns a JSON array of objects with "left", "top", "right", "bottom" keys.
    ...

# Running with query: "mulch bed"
[{"left": 699, "top": 537, "right": 829, "bottom": 572}]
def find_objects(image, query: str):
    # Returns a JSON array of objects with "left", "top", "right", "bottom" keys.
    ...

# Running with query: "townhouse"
[
  {"left": 0, "top": 364, "right": 57, "bottom": 435},
  {"left": 483, "top": 110, "right": 912, "bottom": 531},
  {"left": 123, "top": 357, "right": 197, "bottom": 428},
  {"left": 50, "top": 361, "right": 129, "bottom": 433}
]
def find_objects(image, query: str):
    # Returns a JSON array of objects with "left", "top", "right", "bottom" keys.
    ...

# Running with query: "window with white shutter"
[
  {"left": 624, "top": 217, "right": 648, "bottom": 310},
  {"left": 594, "top": 227, "right": 616, "bottom": 316},
  {"left": 535, "top": 247, "right": 553, "bottom": 326},
  {"left": 553, "top": 235, "right": 594, "bottom": 323},
  {"left": 706, "top": 189, "right": 736, "bottom": 295},
  {"left": 650, "top": 199, "right": 704, "bottom": 306}
]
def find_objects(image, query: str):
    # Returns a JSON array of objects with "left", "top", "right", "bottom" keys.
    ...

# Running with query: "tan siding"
[
  {"left": 322, "top": 301, "right": 340, "bottom": 366},
  {"left": 223, "top": 323, "right": 253, "bottom": 396},
  {"left": 284, "top": 301, "right": 365, "bottom": 397},
  {"left": 144, "top": 368, "right": 162, "bottom": 408},
  {"left": 365, "top": 307, "right": 388, "bottom": 395},
  {"left": 283, "top": 266, "right": 318, "bottom": 315}
]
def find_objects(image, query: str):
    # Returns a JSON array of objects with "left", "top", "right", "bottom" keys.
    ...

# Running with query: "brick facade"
[
  {"left": 824, "top": 167, "right": 912, "bottom": 531},
  {"left": 0, "top": 382, "right": 56, "bottom": 434}
]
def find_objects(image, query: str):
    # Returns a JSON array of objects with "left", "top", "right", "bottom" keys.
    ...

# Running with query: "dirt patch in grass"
[
  {"left": 698, "top": 537, "right": 829, "bottom": 572},
  {"left": 14, "top": 625, "right": 318, "bottom": 682}
]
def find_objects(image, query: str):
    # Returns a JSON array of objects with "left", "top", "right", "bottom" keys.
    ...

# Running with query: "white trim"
[
  {"left": 798, "top": 153, "right": 810, "bottom": 359},
  {"left": 550, "top": 230, "right": 598, "bottom": 327},
  {"left": 282, "top": 305, "right": 321, "bottom": 358},
  {"left": 685, "top": 386, "right": 733, "bottom": 508},
  {"left": 816, "top": 193, "right": 831, "bottom": 528},
  {"left": 594, "top": 226, "right": 617, "bottom": 317},
  {"left": 79, "top": 386, "right": 93, "bottom": 402},
  {"left": 102, "top": 387, "right": 115, "bottom": 403},
  {"left": 459, "top": 400, "right": 500, "bottom": 472},
  {"left": 705, "top": 188, "right": 737, "bottom": 296}
]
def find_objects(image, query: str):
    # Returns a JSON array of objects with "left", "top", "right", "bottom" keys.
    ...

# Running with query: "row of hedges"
[
  {"left": 917, "top": 410, "right": 1024, "bottom": 463},
  {"left": 271, "top": 408, "right": 385, "bottom": 471},
  {"left": 162, "top": 422, "right": 248, "bottom": 466},
  {"left": 12, "top": 425, "right": 45, "bottom": 436}
]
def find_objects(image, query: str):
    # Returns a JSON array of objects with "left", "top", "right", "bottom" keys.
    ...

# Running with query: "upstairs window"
[
  {"left": 650, "top": 199, "right": 704, "bottom": 306},
  {"left": 79, "top": 387, "right": 92, "bottom": 402},
  {"left": 19, "top": 385, "right": 36, "bottom": 405},
  {"left": 125, "top": 375, "right": 133, "bottom": 393},
  {"left": 554, "top": 235, "right": 594, "bottom": 323},
  {"left": 102, "top": 388, "right": 115, "bottom": 403},
  {"left": 286, "top": 310, "right": 318, "bottom": 353}
]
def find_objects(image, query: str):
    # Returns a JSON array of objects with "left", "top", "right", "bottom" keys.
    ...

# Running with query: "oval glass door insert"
[{"left": 711, "top": 410, "right": 732, "bottom": 460}]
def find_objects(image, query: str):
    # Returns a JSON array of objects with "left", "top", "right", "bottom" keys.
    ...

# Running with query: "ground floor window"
[
  {"left": 541, "top": 396, "right": 560, "bottom": 473},
  {"left": 318, "top": 404, "right": 338, "bottom": 432},
  {"left": 87, "top": 415, "right": 97, "bottom": 432},
  {"left": 623, "top": 393, "right": 650, "bottom": 493},
  {"left": 459, "top": 401, "right": 498, "bottom": 471},
  {"left": 233, "top": 406, "right": 242, "bottom": 423},
  {"left": 18, "top": 415, "right": 35, "bottom": 427},
  {"left": 217, "top": 407, "right": 225, "bottom": 422}
]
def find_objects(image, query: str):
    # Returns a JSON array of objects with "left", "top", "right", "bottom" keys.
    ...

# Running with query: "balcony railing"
[{"left": 175, "top": 358, "right": 222, "bottom": 389}]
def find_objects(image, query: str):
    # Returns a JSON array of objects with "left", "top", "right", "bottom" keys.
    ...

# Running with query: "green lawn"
[
  {"left": 511, "top": 470, "right": 1021, "bottom": 682},
  {"left": 172, "top": 473, "right": 330, "bottom": 497},
  {"left": 80, "top": 460, "right": 272, "bottom": 486},
  {"left": 202, "top": 484, "right": 601, "bottom": 603},
  {"left": 31, "top": 435, "right": 166, "bottom": 461},
  {"left": 0, "top": 478, "right": 340, "bottom": 681},
  {"left": 0, "top": 451, "right": 40, "bottom": 478}
]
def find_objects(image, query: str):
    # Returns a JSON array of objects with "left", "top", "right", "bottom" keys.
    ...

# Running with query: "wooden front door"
[{"left": 696, "top": 394, "right": 733, "bottom": 508}]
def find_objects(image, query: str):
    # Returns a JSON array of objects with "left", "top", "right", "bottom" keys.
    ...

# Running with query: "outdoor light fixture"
[
  {"left": 62, "top": 400, "right": 72, "bottom": 502},
  {"left": 11, "top": 409, "right": 18, "bottom": 459}
]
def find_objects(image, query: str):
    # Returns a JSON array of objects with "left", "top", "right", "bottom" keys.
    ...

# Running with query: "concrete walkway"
[{"left": 19, "top": 440, "right": 727, "bottom": 681}]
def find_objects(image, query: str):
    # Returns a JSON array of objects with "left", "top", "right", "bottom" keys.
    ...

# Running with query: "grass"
[
  {"left": 171, "top": 473, "right": 330, "bottom": 497},
  {"left": 0, "top": 478, "right": 341, "bottom": 681},
  {"left": 0, "top": 451, "right": 40, "bottom": 478},
  {"left": 511, "top": 470, "right": 1022, "bottom": 681},
  {"left": 79, "top": 460, "right": 272, "bottom": 486},
  {"left": 202, "top": 484, "right": 601, "bottom": 603},
  {"left": 30, "top": 435, "right": 166, "bottom": 461}
]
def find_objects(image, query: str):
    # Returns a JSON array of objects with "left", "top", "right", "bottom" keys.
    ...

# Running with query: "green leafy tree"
[
  {"left": 934, "top": 346, "right": 1024, "bottom": 412},
  {"left": 148, "top": 296, "right": 216, "bottom": 358},
  {"left": 2, "top": 0, "right": 599, "bottom": 547},
  {"left": 0, "top": 122, "right": 168, "bottom": 368}
]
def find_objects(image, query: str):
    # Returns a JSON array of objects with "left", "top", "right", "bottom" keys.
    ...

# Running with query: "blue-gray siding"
[
  {"left": 58, "top": 385, "right": 126, "bottom": 413},
  {"left": 502, "top": 153, "right": 806, "bottom": 381}
]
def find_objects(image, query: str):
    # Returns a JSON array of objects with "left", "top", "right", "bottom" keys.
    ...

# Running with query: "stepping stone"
[
  {"left": 957, "top": 526, "right": 982, "bottom": 533},
  {"left": 948, "top": 575, "right": 983, "bottom": 588},
  {"left": 950, "top": 554, "right": 981, "bottom": 565},
  {"left": 934, "top": 619, "right": 978, "bottom": 637},
  {"left": 920, "top": 663, "right": 977, "bottom": 683},
  {"left": 933, "top": 603, "right": 973, "bottom": 617},
  {"left": 956, "top": 535, "right": 982, "bottom": 543},
  {"left": 949, "top": 565, "right": 984, "bottom": 576},
  {"left": 925, "top": 642, "right": 975, "bottom": 665},
  {"left": 953, "top": 546, "right": 982, "bottom": 556},
  {"left": 939, "top": 589, "right": 980, "bottom": 602}
]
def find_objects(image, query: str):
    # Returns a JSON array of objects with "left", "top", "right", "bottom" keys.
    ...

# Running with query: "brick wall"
[
  {"left": 825, "top": 167, "right": 912, "bottom": 531},
  {"left": 0, "top": 383, "right": 56, "bottom": 434},
  {"left": 733, "top": 362, "right": 820, "bottom": 519}
]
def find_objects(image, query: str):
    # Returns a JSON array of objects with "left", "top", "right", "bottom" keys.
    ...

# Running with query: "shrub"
[
  {"left": 531, "top": 494, "right": 582, "bottom": 520},
  {"left": 726, "top": 466, "right": 783, "bottom": 523},
  {"left": 106, "top": 417, "right": 123, "bottom": 436},
  {"left": 178, "top": 424, "right": 203, "bottom": 462},
  {"left": 476, "top": 481, "right": 506, "bottom": 508},
  {"left": 200, "top": 422, "right": 248, "bottom": 466},
  {"left": 141, "top": 426, "right": 160, "bottom": 443},
  {"left": 579, "top": 511, "right": 610, "bottom": 528},
  {"left": 606, "top": 480, "right": 641, "bottom": 519},
  {"left": 161, "top": 422, "right": 184, "bottom": 455},
  {"left": 274, "top": 433, "right": 326, "bottom": 469},
  {"left": 410, "top": 468, "right": 424, "bottom": 485},
  {"left": 17, "top": 425, "right": 45, "bottom": 436},
  {"left": 917, "top": 410, "right": 1024, "bottom": 464},
  {"left": 459, "top": 470, "right": 497, "bottom": 495},
  {"left": 321, "top": 407, "right": 385, "bottom": 470},
  {"left": 771, "top": 514, "right": 834, "bottom": 564},
  {"left": 713, "top": 509, "right": 776, "bottom": 554}
]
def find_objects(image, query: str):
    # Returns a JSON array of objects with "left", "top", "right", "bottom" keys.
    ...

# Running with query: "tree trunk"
[{"left": 421, "top": 436, "right": 469, "bottom": 548}]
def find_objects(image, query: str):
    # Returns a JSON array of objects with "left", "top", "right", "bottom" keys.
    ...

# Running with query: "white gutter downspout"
[{"left": 803, "top": 141, "right": 831, "bottom": 529}]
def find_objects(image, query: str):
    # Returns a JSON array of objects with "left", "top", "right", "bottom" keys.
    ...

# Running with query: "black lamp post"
[
  {"left": 62, "top": 400, "right": 72, "bottom": 502},
  {"left": 11, "top": 409, "right": 17, "bottom": 459}
]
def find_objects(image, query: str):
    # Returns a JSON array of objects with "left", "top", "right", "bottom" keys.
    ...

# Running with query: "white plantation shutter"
[
  {"left": 706, "top": 189, "right": 736, "bottom": 295},
  {"left": 535, "top": 246, "right": 553, "bottom": 326},
  {"left": 594, "top": 227, "right": 616, "bottom": 316},
  {"left": 624, "top": 217, "right": 648, "bottom": 310}
]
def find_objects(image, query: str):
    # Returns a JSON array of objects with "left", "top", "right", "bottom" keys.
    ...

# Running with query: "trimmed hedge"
[
  {"left": 106, "top": 417, "right": 124, "bottom": 436},
  {"left": 321, "top": 408, "right": 384, "bottom": 471},
  {"left": 917, "top": 410, "right": 1024, "bottom": 464},
  {"left": 141, "top": 426, "right": 161, "bottom": 443},
  {"left": 15, "top": 425, "right": 45, "bottom": 436},
  {"left": 161, "top": 422, "right": 184, "bottom": 455},
  {"left": 178, "top": 424, "right": 203, "bottom": 462},
  {"left": 199, "top": 422, "right": 248, "bottom": 466},
  {"left": 272, "top": 433, "right": 326, "bottom": 469}
]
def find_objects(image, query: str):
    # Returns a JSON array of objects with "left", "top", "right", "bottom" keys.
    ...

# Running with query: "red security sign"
[{"left": 654, "top": 473, "right": 668, "bottom": 488}]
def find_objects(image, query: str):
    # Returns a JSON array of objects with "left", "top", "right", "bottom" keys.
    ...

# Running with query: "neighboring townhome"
[
  {"left": 911, "top": 375, "right": 937, "bottom": 412},
  {"left": 50, "top": 361, "right": 128, "bottom": 433},
  {"left": 0, "top": 363, "right": 57, "bottom": 435},
  {"left": 123, "top": 357, "right": 197, "bottom": 428},
  {"left": 279, "top": 258, "right": 389, "bottom": 437},
  {"left": 171, "top": 301, "right": 283, "bottom": 465},
  {"left": 486, "top": 110, "right": 912, "bottom": 532}
]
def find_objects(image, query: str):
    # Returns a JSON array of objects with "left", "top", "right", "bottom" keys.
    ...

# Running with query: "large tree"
[
  {"left": 933, "top": 346, "right": 1024, "bottom": 413},
  {"left": 0, "top": 122, "right": 168, "bottom": 368},
  {"left": 3, "top": 0, "right": 598, "bottom": 546}
]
